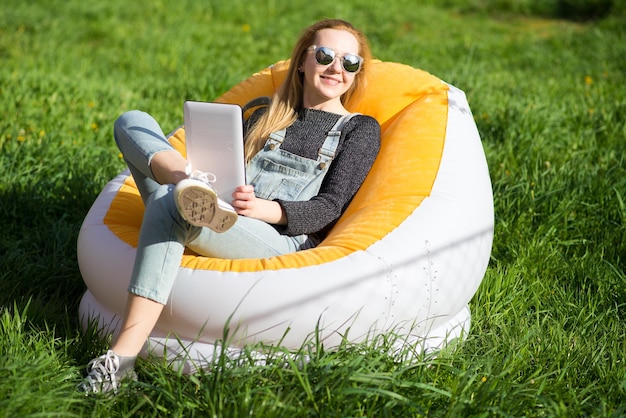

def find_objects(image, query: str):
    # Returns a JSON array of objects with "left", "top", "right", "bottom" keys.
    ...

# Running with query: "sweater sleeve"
[{"left": 277, "top": 114, "right": 381, "bottom": 237}]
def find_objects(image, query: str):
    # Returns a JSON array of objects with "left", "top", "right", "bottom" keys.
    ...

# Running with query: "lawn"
[{"left": 1, "top": 0, "right": 625, "bottom": 416}]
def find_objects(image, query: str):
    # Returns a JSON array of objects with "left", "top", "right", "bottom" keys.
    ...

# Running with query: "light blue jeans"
[{"left": 113, "top": 110, "right": 308, "bottom": 304}]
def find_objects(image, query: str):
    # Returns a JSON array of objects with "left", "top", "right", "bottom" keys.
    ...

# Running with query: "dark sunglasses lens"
[
  {"left": 342, "top": 54, "right": 361, "bottom": 73},
  {"left": 315, "top": 47, "right": 335, "bottom": 65}
]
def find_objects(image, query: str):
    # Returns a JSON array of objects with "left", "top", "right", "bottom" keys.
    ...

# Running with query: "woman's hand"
[{"left": 231, "top": 185, "right": 287, "bottom": 225}]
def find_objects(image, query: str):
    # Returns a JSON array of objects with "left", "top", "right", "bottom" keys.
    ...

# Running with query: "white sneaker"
[
  {"left": 78, "top": 350, "right": 137, "bottom": 395},
  {"left": 174, "top": 171, "right": 237, "bottom": 233}
]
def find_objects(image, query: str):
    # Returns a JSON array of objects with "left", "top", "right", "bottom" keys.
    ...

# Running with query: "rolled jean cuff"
[{"left": 127, "top": 284, "right": 169, "bottom": 305}]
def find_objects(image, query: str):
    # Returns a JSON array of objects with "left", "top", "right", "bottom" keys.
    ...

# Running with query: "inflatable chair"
[{"left": 77, "top": 60, "right": 494, "bottom": 371}]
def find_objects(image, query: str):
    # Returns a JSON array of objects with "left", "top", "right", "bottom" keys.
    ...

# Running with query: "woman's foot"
[
  {"left": 174, "top": 171, "right": 238, "bottom": 233},
  {"left": 78, "top": 350, "right": 137, "bottom": 395}
]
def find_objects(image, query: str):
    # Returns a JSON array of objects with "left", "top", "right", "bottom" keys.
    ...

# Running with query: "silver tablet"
[{"left": 183, "top": 101, "right": 246, "bottom": 199}]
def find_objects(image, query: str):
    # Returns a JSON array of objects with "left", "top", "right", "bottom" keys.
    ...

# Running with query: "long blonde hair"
[{"left": 244, "top": 19, "right": 372, "bottom": 162}]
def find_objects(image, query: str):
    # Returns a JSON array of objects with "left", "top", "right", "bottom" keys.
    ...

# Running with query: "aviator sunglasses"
[{"left": 308, "top": 45, "right": 363, "bottom": 74}]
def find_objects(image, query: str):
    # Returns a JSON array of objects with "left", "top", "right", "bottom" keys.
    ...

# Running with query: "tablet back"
[{"left": 183, "top": 101, "right": 246, "bottom": 198}]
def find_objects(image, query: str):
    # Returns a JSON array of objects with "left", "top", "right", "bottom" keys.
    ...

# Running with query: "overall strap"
[
  {"left": 317, "top": 113, "right": 359, "bottom": 169},
  {"left": 243, "top": 96, "right": 283, "bottom": 149},
  {"left": 265, "top": 129, "right": 286, "bottom": 150},
  {"left": 263, "top": 112, "right": 359, "bottom": 156}
]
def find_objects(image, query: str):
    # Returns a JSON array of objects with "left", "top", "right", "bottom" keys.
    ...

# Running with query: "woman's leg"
[
  {"left": 125, "top": 183, "right": 193, "bottom": 305},
  {"left": 82, "top": 111, "right": 307, "bottom": 393},
  {"left": 111, "top": 294, "right": 165, "bottom": 356},
  {"left": 107, "top": 111, "right": 191, "bottom": 355},
  {"left": 126, "top": 182, "right": 308, "bottom": 299},
  {"left": 186, "top": 212, "right": 306, "bottom": 259},
  {"left": 107, "top": 185, "right": 305, "bottom": 356},
  {"left": 113, "top": 110, "right": 188, "bottom": 200}
]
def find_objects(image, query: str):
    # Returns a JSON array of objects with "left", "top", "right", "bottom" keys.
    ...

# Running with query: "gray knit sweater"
[{"left": 246, "top": 108, "right": 381, "bottom": 240}]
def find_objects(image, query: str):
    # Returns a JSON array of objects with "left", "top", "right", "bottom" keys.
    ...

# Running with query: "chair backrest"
[
  {"left": 107, "top": 60, "right": 450, "bottom": 272},
  {"left": 215, "top": 60, "right": 450, "bottom": 249}
]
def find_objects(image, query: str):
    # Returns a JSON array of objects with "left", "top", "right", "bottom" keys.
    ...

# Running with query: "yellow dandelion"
[
  {"left": 118, "top": 152, "right": 124, "bottom": 160},
  {"left": 39, "top": 130, "right": 45, "bottom": 137},
  {"left": 481, "top": 376, "right": 487, "bottom": 383},
  {"left": 91, "top": 122, "right": 99, "bottom": 132},
  {"left": 88, "top": 101, "right": 96, "bottom": 108},
  {"left": 17, "top": 135, "right": 26, "bottom": 142},
  {"left": 584, "top": 75, "right": 593, "bottom": 85},
  {"left": 242, "top": 23, "right": 251, "bottom": 32}
]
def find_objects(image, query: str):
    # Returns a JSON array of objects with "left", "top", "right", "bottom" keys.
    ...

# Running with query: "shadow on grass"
[{"left": 0, "top": 172, "right": 104, "bottom": 338}]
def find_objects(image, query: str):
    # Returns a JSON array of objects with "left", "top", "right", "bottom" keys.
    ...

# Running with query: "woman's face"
[{"left": 301, "top": 28, "right": 360, "bottom": 112}]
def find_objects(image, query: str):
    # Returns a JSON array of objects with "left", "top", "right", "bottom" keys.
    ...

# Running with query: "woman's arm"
[{"left": 231, "top": 185, "right": 287, "bottom": 225}]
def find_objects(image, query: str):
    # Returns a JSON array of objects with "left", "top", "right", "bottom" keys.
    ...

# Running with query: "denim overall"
[{"left": 246, "top": 113, "right": 357, "bottom": 202}]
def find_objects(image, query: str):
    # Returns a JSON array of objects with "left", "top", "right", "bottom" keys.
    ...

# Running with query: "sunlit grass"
[{"left": 1, "top": 0, "right": 625, "bottom": 415}]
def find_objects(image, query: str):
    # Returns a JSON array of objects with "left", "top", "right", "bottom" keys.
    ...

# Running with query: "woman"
[{"left": 79, "top": 18, "right": 380, "bottom": 394}]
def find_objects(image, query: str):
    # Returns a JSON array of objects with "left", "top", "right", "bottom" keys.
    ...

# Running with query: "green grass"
[{"left": 1, "top": 0, "right": 625, "bottom": 416}]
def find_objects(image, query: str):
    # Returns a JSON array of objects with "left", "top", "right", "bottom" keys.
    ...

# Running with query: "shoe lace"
[
  {"left": 189, "top": 170, "right": 217, "bottom": 185},
  {"left": 81, "top": 350, "right": 120, "bottom": 393}
]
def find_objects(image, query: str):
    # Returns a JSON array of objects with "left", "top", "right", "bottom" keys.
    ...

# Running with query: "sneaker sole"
[{"left": 175, "top": 183, "right": 237, "bottom": 233}]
